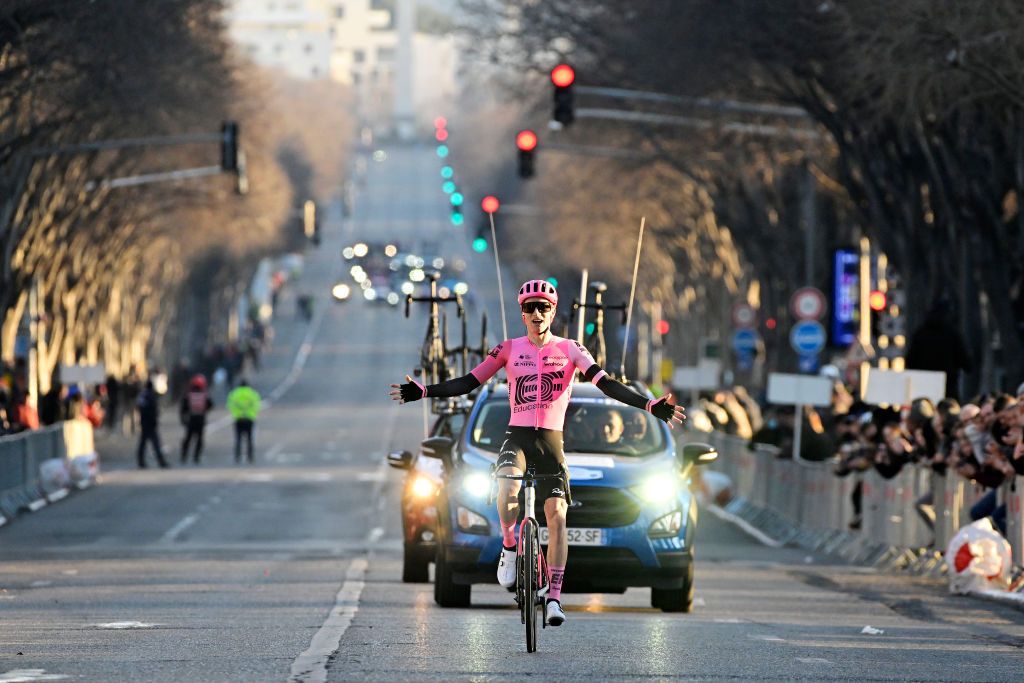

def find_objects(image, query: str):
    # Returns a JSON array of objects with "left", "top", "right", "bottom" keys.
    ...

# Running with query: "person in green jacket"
[{"left": 227, "top": 379, "right": 261, "bottom": 463}]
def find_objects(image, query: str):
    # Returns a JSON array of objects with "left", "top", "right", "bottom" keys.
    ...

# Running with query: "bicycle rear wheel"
[{"left": 522, "top": 518, "right": 538, "bottom": 652}]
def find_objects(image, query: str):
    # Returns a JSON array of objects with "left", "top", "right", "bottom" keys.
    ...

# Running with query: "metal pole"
[
  {"left": 858, "top": 237, "right": 873, "bottom": 399},
  {"left": 576, "top": 269, "right": 589, "bottom": 344},
  {"left": 802, "top": 163, "right": 816, "bottom": 286},
  {"left": 487, "top": 212, "right": 508, "bottom": 341},
  {"left": 791, "top": 404, "right": 803, "bottom": 461},
  {"left": 620, "top": 217, "right": 645, "bottom": 380},
  {"left": 28, "top": 277, "right": 39, "bottom": 412}
]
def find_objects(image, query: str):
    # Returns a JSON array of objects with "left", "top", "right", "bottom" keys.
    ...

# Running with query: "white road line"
[
  {"left": 160, "top": 513, "right": 200, "bottom": 543},
  {"left": 796, "top": 657, "right": 832, "bottom": 665},
  {"left": 265, "top": 441, "right": 286, "bottom": 460},
  {"left": 288, "top": 557, "right": 368, "bottom": 683},
  {"left": 706, "top": 503, "right": 785, "bottom": 548},
  {"left": 751, "top": 634, "right": 785, "bottom": 642},
  {"left": 0, "top": 670, "right": 69, "bottom": 682}
]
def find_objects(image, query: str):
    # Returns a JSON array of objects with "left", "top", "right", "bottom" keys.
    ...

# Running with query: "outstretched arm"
[
  {"left": 595, "top": 374, "right": 686, "bottom": 428},
  {"left": 389, "top": 373, "right": 482, "bottom": 404}
]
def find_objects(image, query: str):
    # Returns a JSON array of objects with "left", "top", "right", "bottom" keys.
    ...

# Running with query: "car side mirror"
[
  {"left": 387, "top": 450, "right": 415, "bottom": 470},
  {"left": 680, "top": 442, "right": 718, "bottom": 467},
  {"left": 420, "top": 436, "right": 454, "bottom": 469}
]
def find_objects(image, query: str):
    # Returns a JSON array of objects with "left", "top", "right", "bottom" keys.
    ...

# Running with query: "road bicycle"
[{"left": 491, "top": 467, "right": 565, "bottom": 653}]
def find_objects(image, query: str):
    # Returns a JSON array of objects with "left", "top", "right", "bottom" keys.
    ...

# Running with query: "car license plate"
[{"left": 538, "top": 527, "right": 605, "bottom": 546}]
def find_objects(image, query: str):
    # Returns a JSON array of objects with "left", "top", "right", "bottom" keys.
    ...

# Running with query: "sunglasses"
[{"left": 521, "top": 301, "right": 553, "bottom": 314}]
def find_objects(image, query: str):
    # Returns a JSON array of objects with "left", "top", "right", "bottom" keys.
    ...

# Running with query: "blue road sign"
[
  {"left": 731, "top": 328, "right": 759, "bottom": 355},
  {"left": 790, "top": 320, "right": 827, "bottom": 355}
]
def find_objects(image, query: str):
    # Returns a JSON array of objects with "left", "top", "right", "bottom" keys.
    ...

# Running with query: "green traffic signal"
[
  {"left": 441, "top": 166, "right": 454, "bottom": 179},
  {"left": 436, "top": 145, "right": 449, "bottom": 158},
  {"left": 450, "top": 192, "right": 464, "bottom": 206},
  {"left": 585, "top": 322, "right": 595, "bottom": 335},
  {"left": 546, "top": 277, "right": 558, "bottom": 287},
  {"left": 451, "top": 211, "right": 464, "bottom": 226},
  {"left": 472, "top": 237, "right": 488, "bottom": 253},
  {"left": 442, "top": 181, "right": 456, "bottom": 194}
]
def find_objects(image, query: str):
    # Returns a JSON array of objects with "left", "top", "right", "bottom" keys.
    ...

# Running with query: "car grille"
[{"left": 537, "top": 485, "right": 640, "bottom": 528}]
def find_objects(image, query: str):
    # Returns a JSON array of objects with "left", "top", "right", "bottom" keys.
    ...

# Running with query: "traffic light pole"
[{"left": 575, "top": 108, "right": 822, "bottom": 141}]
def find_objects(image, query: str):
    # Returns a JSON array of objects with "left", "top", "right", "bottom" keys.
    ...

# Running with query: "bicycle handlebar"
[{"left": 404, "top": 293, "right": 464, "bottom": 319}]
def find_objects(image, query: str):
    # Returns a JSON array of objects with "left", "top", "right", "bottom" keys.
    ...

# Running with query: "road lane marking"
[
  {"left": 29, "top": 581, "right": 52, "bottom": 588},
  {"left": 751, "top": 635, "right": 785, "bottom": 642},
  {"left": 92, "top": 622, "right": 160, "bottom": 629},
  {"left": 289, "top": 557, "right": 368, "bottom": 683},
  {"left": 356, "top": 471, "right": 386, "bottom": 482},
  {"left": 0, "top": 670, "right": 69, "bottom": 682},
  {"left": 796, "top": 658, "right": 832, "bottom": 665},
  {"left": 160, "top": 513, "right": 199, "bottom": 543}
]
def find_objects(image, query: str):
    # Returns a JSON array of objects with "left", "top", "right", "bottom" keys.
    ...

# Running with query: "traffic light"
[
  {"left": 516, "top": 129, "right": 537, "bottom": 178},
  {"left": 221, "top": 121, "right": 239, "bottom": 171},
  {"left": 656, "top": 320, "right": 670, "bottom": 336},
  {"left": 436, "top": 144, "right": 449, "bottom": 158},
  {"left": 472, "top": 236, "right": 488, "bottom": 253},
  {"left": 869, "top": 290, "right": 886, "bottom": 338},
  {"left": 440, "top": 165, "right": 454, "bottom": 179},
  {"left": 303, "top": 200, "right": 316, "bottom": 240},
  {"left": 481, "top": 195, "right": 500, "bottom": 214},
  {"left": 550, "top": 64, "right": 575, "bottom": 126},
  {"left": 450, "top": 206, "right": 463, "bottom": 226}
]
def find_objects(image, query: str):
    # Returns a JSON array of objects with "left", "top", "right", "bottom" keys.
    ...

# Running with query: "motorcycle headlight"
[
  {"left": 635, "top": 475, "right": 677, "bottom": 504},
  {"left": 456, "top": 506, "right": 490, "bottom": 534},
  {"left": 409, "top": 475, "right": 436, "bottom": 499},
  {"left": 461, "top": 472, "right": 491, "bottom": 499}
]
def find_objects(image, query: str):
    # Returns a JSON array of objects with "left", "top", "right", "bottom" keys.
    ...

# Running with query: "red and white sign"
[
  {"left": 790, "top": 287, "right": 826, "bottom": 320},
  {"left": 731, "top": 302, "right": 757, "bottom": 328}
]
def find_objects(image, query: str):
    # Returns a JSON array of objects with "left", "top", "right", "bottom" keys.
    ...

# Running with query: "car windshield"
[{"left": 470, "top": 398, "right": 667, "bottom": 457}]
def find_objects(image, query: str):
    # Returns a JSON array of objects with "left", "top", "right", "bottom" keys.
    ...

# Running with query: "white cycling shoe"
[
  {"left": 546, "top": 600, "right": 566, "bottom": 626},
  {"left": 497, "top": 547, "right": 517, "bottom": 587}
]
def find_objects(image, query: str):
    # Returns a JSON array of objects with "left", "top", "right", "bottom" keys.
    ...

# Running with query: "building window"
[
  {"left": 333, "top": 4, "right": 345, "bottom": 18},
  {"left": 377, "top": 46, "right": 395, "bottom": 62},
  {"left": 353, "top": 49, "right": 365, "bottom": 63},
  {"left": 304, "top": 43, "right": 313, "bottom": 54}
]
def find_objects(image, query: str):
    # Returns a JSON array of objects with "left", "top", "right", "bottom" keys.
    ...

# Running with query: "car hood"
[{"left": 459, "top": 444, "right": 678, "bottom": 487}]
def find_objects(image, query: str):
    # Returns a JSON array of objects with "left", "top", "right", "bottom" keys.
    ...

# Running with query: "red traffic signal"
[
  {"left": 433, "top": 116, "right": 447, "bottom": 129},
  {"left": 656, "top": 320, "right": 670, "bottom": 335},
  {"left": 516, "top": 129, "right": 538, "bottom": 152},
  {"left": 435, "top": 128, "right": 449, "bottom": 142},
  {"left": 551, "top": 64, "right": 575, "bottom": 88},
  {"left": 869, "top": 290, "right": 887, "bottom": 312},
  {"left": 481, "top": 195, "right": 500, "bottom": 214}
]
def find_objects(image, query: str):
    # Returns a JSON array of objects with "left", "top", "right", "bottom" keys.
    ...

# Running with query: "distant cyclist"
[{"left": 390, "top": 279, "right": 684, "bottom": 626}]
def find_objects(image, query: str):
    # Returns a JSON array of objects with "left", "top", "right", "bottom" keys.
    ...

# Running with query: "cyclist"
[{"left": 390, "top": 279, "right": 684, "bottom": 626}]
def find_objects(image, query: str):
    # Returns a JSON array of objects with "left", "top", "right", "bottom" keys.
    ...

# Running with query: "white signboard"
[
  {"left": 672, "top": 359, "right": 721, "bottom": 390},
  {"left": 864, "top": 368, "right": 946, "bottom": 405},
  {"left": 766, "top": 372, "right": 833, "bottom": 407},
  {"left": 60, "top": 363, "right": 106, "bottom": 385}
]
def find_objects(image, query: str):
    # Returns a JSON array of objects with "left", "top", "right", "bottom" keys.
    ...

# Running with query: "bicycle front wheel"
[{"left": 522, "top": 518, "right": 538, "bottom": 653}]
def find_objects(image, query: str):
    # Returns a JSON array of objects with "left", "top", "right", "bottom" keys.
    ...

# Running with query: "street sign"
[
  {"left": 798, "top": 354, "right": 820, "bottom": 373},
  {"left": 731, "top": 328, "right": 760, "bottom": 355},
  {"left": 789, "top": 320, "right": 826, "bottom": 355},
  {"left": 767, "top": 372, "right": 833, "bottom": 407},
  {"left": 790, "top": 287, "right": 827, "bottom": 320},
  {"left": 731, "top": 302, "right": 757, "bottom": 328}
]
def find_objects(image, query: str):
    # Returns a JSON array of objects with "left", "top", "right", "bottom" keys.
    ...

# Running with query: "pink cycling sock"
[
  {"left": 547, "top": 565, "right": 565, "bottom": 602},
  {"left": 500, "top": 520, "right": 517, "bottom": 548}
]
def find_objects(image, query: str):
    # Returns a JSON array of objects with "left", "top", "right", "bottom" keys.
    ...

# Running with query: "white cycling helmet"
[{"left": 517, "top": 279, "right": 558, "bottom": 306}]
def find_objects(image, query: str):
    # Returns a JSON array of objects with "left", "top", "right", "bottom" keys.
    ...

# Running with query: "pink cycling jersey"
[{"left": 470, "top": 336, "right": 607, "bottom": 431}]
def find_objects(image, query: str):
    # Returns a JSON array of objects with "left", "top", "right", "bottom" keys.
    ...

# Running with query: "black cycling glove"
[{"left": 399, "top": 378, "right": 427, "bottom": 403}]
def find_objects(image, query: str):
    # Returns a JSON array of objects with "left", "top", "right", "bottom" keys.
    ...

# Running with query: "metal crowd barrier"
[
  {"left": 705, "top": 431, "right": 1023, "bottom": 568},
  {"left": 0, "top": 420, "right": 98, "bottom": 523}
]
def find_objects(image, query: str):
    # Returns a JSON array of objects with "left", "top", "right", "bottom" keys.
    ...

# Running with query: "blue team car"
[{"left": 416, "top": 380, "right": 717, "bottom": 612}]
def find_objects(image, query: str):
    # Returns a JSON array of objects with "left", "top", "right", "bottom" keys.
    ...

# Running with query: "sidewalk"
[{"left": 94, "top": 287, "right": 322, "bottom": 471}]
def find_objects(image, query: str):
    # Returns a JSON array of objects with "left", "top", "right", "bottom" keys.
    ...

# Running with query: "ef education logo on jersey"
[
  {"left": 514, "top": 371, "right": 563, "bottom": 405},
  {"left": 488, "top": 344, "right": 503, "bottom": 360},
  {"left": 543, "top": 355, "right": 568, "bottom": 368}
]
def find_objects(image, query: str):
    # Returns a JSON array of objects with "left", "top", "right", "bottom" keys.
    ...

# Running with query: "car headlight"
[
  {"left": 410, "top": 475, "right": 436, "bottom": 499},
  {"left": 461, "top": 472, "right": 491, "bottom": 499},
  {"left": 386, "top": 292, "right": 400, "bottom": 305},
  {"left": 331, "top": 283, "right": 350, "bottom": 300},
  {"left": 456, "top": 506, "right": 489, "bottom": 534},
  {"left": 401, "top": 281, "right": 415, "bottom": 295},
  {"left": 635, "top": 475, "right": 677, "bottom": 504},
  {"left": 648, "top": 510, "right": 683, "bottom": 538},
  {"left": 363, "top": 287, "right": 377, "bottom": 301}
]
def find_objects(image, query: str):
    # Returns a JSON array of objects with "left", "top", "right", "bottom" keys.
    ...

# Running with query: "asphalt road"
[{"left": 1, "top": 144, "right": 1022, "bottom": 683}]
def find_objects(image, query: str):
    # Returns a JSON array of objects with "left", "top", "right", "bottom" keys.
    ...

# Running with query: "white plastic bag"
[
  {"left": 946, "top": 518, "right": 1012, "bottom": 594},
  {"left": 38, "top": 457, "right": 70, "bottom": 494}
]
